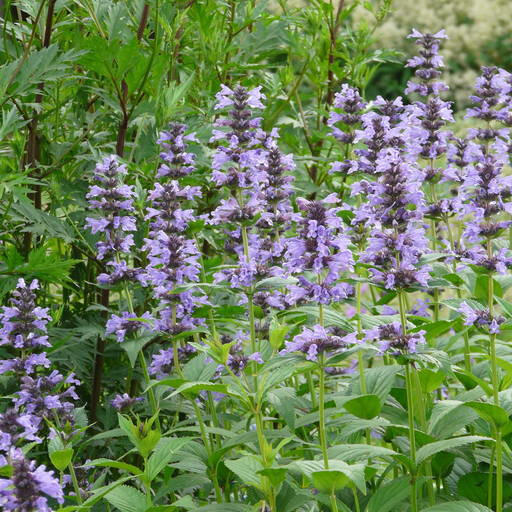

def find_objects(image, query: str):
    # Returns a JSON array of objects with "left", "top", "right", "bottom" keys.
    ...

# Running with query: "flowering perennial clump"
[{"left": 4, "top": 23, "right": 512, "bottom": 512}]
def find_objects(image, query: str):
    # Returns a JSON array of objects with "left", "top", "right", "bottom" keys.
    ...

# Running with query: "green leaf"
[
  {"left": 104, "top": 484, "right": 147, "bottom": 512},
  {"left": 11, "top": 202, "right": 74, "bottom": 243},
  {"left": 81, "top": 476, "right": 136, "bottom": 508},
  {"left": 418, "top": 368, "right": 446, "bottom": 393},
  {"left": 428, "top": 400, "right": 479, "bottom": 438},
  {"left": 312, "top": 470, "right": 350, "bottom": 493},
  {"left": 352, "top": 365, "right": 399, "bottom": 401},
  {"left": 183, "top": 353, "right": 217, "bottom": 382},
  {"left": 86, "top": 458, "right": 142, "bottom": 476},
  {"left": 166, "top": 381, "right": 229, "bottom": 399},
  {"left": 475, "top": 275, "right": 502, "bottom": 299},
  {"left": 416, "top": 436, "right": 492, "bottom": 464},
  {"left": 421, "top": 501, "right": 492, "bottom": 511},
  {"left": 291, "top": 460, "right": 366, "bottom": 494},
  {"left": 121, "top": 334, "right": 155, "bottom": 368},
  {"left": 465, "top": 401, "right": 510, "bottom": 427},
  {"left": 366, "top": 477, "right": 411, "bottom": 512},
  {"left": 224, "top": 456, "right": 263, "bottom": 489},
  {"left": 267, "top": 387, "right": 296, "bottom": 429},
  {"left": 327, "top": 444, "right": 396, "bottom": 462},
  {"left": 257, "top": 467, "right": 288, "bottom": 487},
  {"left": 495, "top": 296, "right": 512, "bottom": 319},
  {"left": 49, "top": 448, "right": 74, "bottom": 472},
  {"left": 0, "top": 464, "right": 12, "bottom": 477},
  {"left": 269, "top": 318, "right": 293, "bottom": 351},
  {"left": 343, "top": 394, "right": 382, "bottom": 419},
  {"left": 146, "top": 437, "right": 191, "bottom": 481},
  {"left": 194, "top": 505, "right": 253, "bottom": 512}
]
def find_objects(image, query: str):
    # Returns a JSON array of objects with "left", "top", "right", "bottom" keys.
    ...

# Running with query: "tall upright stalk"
[
  {"left": 120, "top": 276, "right": 159, "bottom": 429},
  {"left": 316, "top": 302, "right": 338, "bottom": 512},
  {"left": 487, "top": 240, "right": 502, "bottom": 512},
  {"left": 399, "top": 291, "right": 418, "bottom": 512}
]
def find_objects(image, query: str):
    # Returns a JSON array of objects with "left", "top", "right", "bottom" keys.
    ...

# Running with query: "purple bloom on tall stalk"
[
  {"left": 105, "top": 312, "right": 153, "bottom": 342},
  {"left": 457, "top": 66, "right": 512, "bottom": 270},
  {"left": 0, "top": 448, "right": 64, "bottom": 511},
  {"left": 142, "top": 123, "right": 207, "bottom": 372},
  {"left": 284, "top": 194, "right": 354, "bottom": 305},
  {"left": 405, "top": 29, "right": 448, "bottom": 97},
  {"left": 282, "top": 324, "right": 355, "bottom": 361},
  {"left": 353, "top": 149, "right": 431, "bottom": 291},
  {"left": 328, "top": 84, "right": 367, "bottom": 144},
  {"left": 0, "top": 410, "right": 41, "bottom": 451},
  {"left": 85, "top": 155, "right": 137, "bottom": 264},
  {"left": 364, "top": 322, "right": 426, "bottom": 355},
  {"left": 211, "top": 85, "right": 297, "bottom": 315},
  {"left": 458, "top": 302, "right": 504, "bottom": 334},
  {"left": 15, "top": 371, "right": 80, "bottom": 423},
  {"left": 145, "top": 125, "right": 205, "bottom": 329},
  {"left": 0, "top": 279, "right": 50, "bottom": 353},
  {"left": 111, "top": 393, "right": 143, "bottom": 411},
  {"left": 149, "top": 344, "right": 196, "bottom": 379}
]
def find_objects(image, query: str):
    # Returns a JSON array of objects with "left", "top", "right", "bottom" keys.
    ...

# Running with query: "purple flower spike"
[
  {"left": 0, "top": 449, "right": 64, "bottom": 511},
  {"left": 282, "top": 324, "right": 355, "bottom": 361}
]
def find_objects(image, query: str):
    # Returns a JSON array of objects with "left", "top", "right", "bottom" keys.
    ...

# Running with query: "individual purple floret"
[
  {"left": 282, "top": 324, "right": 356, "bottom": 361},
  {"left": 458, "top": 302, "right": 505, "bottom": 334},
  {"left": 0, "top": 448, "right": 64, "bottom": 511},
  {"left": 111, "top": 393, "right": 143, "bottom": 411},
  {"left": 105, "top": 311, "right": 153, "bottom": 342},
  {"left": 149, "top": 344, "right": 196, "bottom": 379},
  {"left": 226, "top": 348, "right": 264, "bottom": 375},
  {"left": 0, "top": 410, "right": 41, "bottom": 451},
  {"left": 364, "top": 322, "right": 426, "bottom": 355}
]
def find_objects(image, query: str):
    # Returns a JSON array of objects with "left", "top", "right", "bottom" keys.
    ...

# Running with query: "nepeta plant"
[{"left": 4, "top": 7, "right": 512, "bottom": 512}]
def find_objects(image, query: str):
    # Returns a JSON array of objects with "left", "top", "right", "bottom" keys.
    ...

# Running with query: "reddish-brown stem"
[
  {"left": 22, "top": 0, "right": 56, "bottom": 255},
  {"left": 137, "top": 3, "right": 150, "bottom": 40}
]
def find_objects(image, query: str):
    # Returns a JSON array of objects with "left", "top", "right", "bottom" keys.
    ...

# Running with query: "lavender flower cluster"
[
  {"left": 0, "top": 280, "right": 77, "bottom": 510},
  {"left": 81, "top": 29, "right": 512, "bottom": 408}
]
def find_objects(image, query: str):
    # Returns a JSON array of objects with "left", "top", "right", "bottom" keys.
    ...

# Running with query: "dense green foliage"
[{"left": 2, "top": 2, "right": 512, "bottom": 512}]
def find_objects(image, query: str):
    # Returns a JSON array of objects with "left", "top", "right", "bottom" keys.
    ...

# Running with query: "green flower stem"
[
  {"left": 487, "top": 245, "right": 503, "bottom": 512},
  {"left": 51, "top": 413, "right": 83, "bottom": 505},
  {"left": 446, "top": 217, "right": 472, "bottom": 371},
  {"left": 399, "top": 291, "right": 418, "bottom": 512},
  {"left": 307, "top": 371, "right": 317, "bottom": 408},
  {"left": 68, "top": 461, "right": 83, "bottom": 505},
  {"left": 355, "top": 280, "right": 371, "bottom": 445},
  {"left": 241, "top": 221, "right": 276, "bottom": 511},
  {"left": 488, "top": 446, "right": 495, "bottom": 509},
  {"left": 173, "top": 341, "right": 223, "bottom": 502},
  {"left": 117, "top": 256, "right": 159, "bottom": 427},
  {"left": 405, "top": 363, "right": 418, "bottom": 512},
  {"left": 352, "top": 486, "right": 361, "bottom": 512},
  {"left": 318, "top": 353, "right": 338, "bottom": 512},
  {"left": 143, "top": 459, "right": 153, "bottom": 507},
  {"left": 318, "top": 359, "right": 329, "bottom": 469},
  {"left": 138, "top": 351, "right": 160, "bottom": 430}
]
